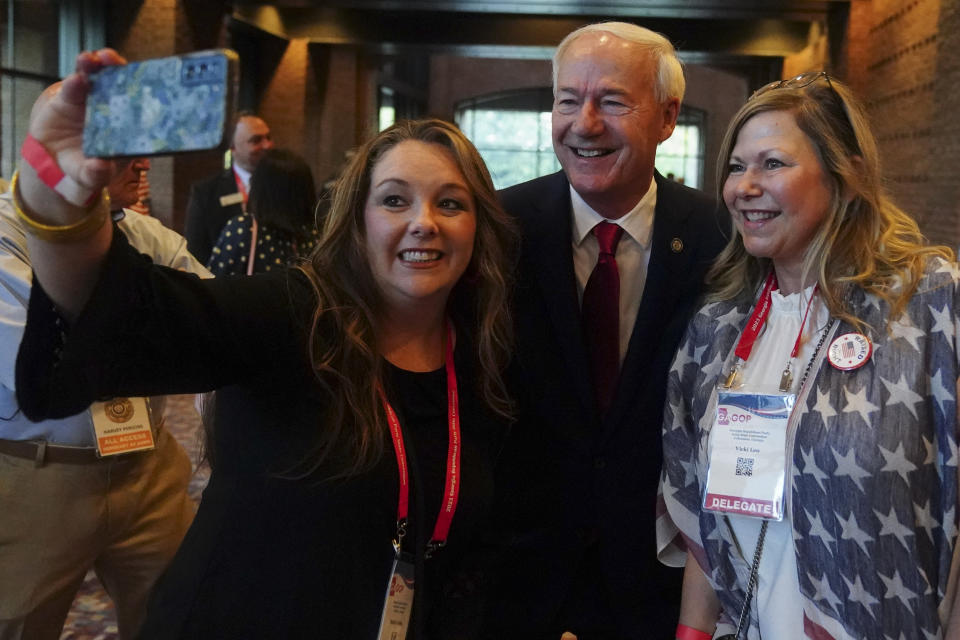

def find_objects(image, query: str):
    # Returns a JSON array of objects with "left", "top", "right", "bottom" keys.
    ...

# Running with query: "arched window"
[
  {"left": 455, "top": 88, "right": 559, "bottom": 189},
  {"left": 656, "top": 106, "right": 705, "bottom": 189}
]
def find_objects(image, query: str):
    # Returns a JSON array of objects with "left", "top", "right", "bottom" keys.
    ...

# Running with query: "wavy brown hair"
[
  {"left": 293, "top": 119, "right": 517, "bottom": 478},
  {"left": 709, "top": 75, "right": 953, "bottom": 331}
]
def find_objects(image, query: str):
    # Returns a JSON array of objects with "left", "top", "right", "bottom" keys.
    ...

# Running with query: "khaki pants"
[{"left": 0, "top": 427, "right": 194, "bottom": 640}]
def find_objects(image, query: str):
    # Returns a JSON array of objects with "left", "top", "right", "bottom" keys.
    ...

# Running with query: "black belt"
[{"left": 0, "top": 435, "right": 156, "bottom": 466}]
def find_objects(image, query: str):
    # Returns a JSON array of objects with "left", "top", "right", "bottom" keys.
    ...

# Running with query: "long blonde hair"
[
  {"left": 295, "top": 119, "right": 517, "bottom": 478},
  {"left": 709, "top": 76, "right": 953, "bottom": 330}
]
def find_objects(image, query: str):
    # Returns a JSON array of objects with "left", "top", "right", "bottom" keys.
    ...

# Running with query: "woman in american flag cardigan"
[{"left": 658, "top": 73, "right": 960, "bottom": 639}]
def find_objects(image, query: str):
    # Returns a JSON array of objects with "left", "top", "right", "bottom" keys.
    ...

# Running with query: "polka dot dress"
[{"left": 207, "top": 214, "right": 319, "bottom": 276}]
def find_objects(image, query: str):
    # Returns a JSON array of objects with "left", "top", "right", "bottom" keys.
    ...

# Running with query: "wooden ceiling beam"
[
  {"left": 232, "top": 6, "right": 815, "bottom": 58},
  {"left": 234, "top": 0, "right": 846, "bottom": 22}
]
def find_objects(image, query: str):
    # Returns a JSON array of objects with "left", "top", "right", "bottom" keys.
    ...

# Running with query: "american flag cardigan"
[{"left": 658, "top": 258, "right": 960, "bottom": 639}]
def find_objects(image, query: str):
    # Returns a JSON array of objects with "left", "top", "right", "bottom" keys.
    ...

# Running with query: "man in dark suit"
[
  {"left": 487, "top": 22, "right": 729, "bottom": 640},
  {"left": 183, "top": 112, "right": 273, "bottom": 264}
]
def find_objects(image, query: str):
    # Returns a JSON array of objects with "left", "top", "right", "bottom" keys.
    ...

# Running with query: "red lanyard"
[
  {"left": 246, "top": 218, "right": 258, "bottom": 276},
  {"left": 380, "top": 321, "right": 461, "bottom": 557},
  {"left": 232, "top": 167, "right": 249, "bottom": 204},
  {"left": 734, "top": 271, "right": 779, "bottom": 362},
  {"left": 728, "top": 271, "right": 818, "bottom": 389}
]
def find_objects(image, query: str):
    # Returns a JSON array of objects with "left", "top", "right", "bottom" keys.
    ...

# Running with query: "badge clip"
[
  {"left": 392, "top": 518, "right": 408, "bottom": 555},
  {"left": 424, "top": 539, "right": 446, "bottom": 560},
  {"left": 723, "top": 364, "right": 741, "bottom": 389},
  {"left": 778, "top": 363, "right": 793, "bottom": 392}
]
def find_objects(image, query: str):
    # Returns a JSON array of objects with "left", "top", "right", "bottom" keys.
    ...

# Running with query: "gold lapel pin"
[{"left": 670, "top": 237, "right": 683, "bottom": 253}]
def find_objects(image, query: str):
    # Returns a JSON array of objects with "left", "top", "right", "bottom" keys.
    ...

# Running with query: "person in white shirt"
[{"left": 0, "top": 133, "right": 210, "bottom": 638}]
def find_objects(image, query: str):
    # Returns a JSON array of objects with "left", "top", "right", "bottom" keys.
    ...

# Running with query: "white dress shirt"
[
  {"left": 232, "top": 163, "right": 251, "bottom": 192},
  {"left": 570, "top": 177, "right": 656, "bottom": 365},
  {"left": 0, "top": 195, "right": 211, "bottom": 445}
]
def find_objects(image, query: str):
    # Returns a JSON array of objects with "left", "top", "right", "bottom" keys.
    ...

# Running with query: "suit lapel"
[
  {"left": 523, "top": 173, "right": 598, "bottom": 421},
  {"left": 220, "top": 169, "right": 240, "bottom": 201},
  {"left": 602, "top": 173, "right": 701, "bottom": 435},
  {"left": 213, "top": 169, "right": 243, "bottom": 231}
]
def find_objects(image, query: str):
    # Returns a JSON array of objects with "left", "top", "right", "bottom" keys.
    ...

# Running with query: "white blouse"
[{"left": 725, "top": 285, "right": 829, "bottom": 639}]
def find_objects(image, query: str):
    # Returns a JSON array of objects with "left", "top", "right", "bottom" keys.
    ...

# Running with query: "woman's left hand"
[
  {"left": 19, "top": 49, "right": 128, "bottom": 319},
  {"left": 24, "top": 48, "right": 126, "bottom": 201}
]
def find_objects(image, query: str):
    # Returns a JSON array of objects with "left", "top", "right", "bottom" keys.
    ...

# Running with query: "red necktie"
[{"left": 582, "top": 221, "right": 624, "bottom": 415}]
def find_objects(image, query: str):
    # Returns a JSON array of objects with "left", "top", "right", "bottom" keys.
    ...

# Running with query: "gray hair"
[{"left": 552, "top": 21, "right": 685, "bottom": 104}]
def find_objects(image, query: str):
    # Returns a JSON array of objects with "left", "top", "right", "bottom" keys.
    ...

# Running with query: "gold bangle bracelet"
[{"left": 10, "top": 169, "right": 110, "bottom": 243}]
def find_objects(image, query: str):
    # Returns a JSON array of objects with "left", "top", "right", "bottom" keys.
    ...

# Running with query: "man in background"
[
  {"left": 487, "top": 22, "right": 728, "bottom": 639},
  {"left": 126, "top": 157, "right": 152, "bottom": 215},
  {"left": 184, "top": 111, "right": 273, "bottom": 264},
  {"left": 0, "top": 123, "right": 210, "bottom": 638}
]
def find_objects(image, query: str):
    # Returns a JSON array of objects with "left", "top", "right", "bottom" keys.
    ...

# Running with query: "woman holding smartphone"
[{"left": 14, "top": 49, "right": 515, "bottom": 639}]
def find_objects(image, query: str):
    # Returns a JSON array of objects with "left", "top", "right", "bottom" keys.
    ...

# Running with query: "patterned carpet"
[{"left": 60, "top": 394, "right": 210, "bottom": 640}]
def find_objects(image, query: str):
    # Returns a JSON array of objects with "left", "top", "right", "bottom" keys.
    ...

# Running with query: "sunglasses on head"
[{"left": 750, "top": 70, "right": 833, "bottom": 101}]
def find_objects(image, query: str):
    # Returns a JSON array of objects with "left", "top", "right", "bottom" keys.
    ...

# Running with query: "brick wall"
[
  {"left": 931, "top": 0, "right": 960, "bottom": 247},
  {"left": 106, "top": 0, "right": 229, "bottom": 233},
  {"left": 224, "top": 38, "right": 376, "bottom": 199},
  {"left": 102, "top": 2, "right": 960, "bottom": 247},
  {"left": 259, "top": 40, "right": 308, "bottom": 161},
  {"left": 107, "top": 0, "right": 178, "bottom": 230},
  {"left": 305, "top": 45, "right": 378, "bottom": 186},
  {"left": 841, "top": 0, "right": 960, "bottom": 246},
  {"left": 683, "top": 65, "right": 749, "bottom": 197},
  {"left": 428, "top": 55, "right": 552, "bottom": 120}
]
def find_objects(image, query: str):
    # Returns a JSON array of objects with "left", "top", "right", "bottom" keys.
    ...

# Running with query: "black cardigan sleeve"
[{"left": 16, "top": 226, "right": 316, "bottom": 421}]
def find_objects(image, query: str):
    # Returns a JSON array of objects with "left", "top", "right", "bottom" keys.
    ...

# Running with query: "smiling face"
[
  {"left": 231, "top": 116, "right": 273, "bottom": 172},
  {"left": 107, "top": 157, "right": 150, "bottom": 209},
  {"left": 363, "top": 140, "right": 477, "bottom": 317},
  {"left": 723, "top": 110, "right": 835, "bottom": 293},
  {"left": 552, "top": 32, "right": 679, "bottom": 218}
]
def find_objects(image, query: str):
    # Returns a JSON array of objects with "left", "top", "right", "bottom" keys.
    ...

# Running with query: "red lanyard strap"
[
  {"left": 790, "top": 284, "right": 818, "bottom": 359},
  {"left": 246, "top": 217, "right": 258, "bottom": 276},
  {"left": 380, "top": 321, "right": 461, "bottom": 556},
  {"left": 734, "top": 271, "right": 778, "bottom": 362},
  {"left": 732, "top": 271, "right": 819, "bottom": 365},
  {"left": 232, "top": 167, "right": 248, "bottom": 204}
]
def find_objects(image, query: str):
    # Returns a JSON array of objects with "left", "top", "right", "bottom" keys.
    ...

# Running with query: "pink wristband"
[
  {"left": 21, "top": 134, "right": 96, "bottom": 207},
  {"left": 676, "top": 623, "right": 712, "bottom": 640}
]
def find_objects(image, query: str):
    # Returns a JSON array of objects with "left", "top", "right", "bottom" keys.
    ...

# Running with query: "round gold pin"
[
  {"left": 670, "top": 237, "right": 683, "bottom": 253},
  {"left": 104, "top": 398, "right": 135, "bottom": 423}
]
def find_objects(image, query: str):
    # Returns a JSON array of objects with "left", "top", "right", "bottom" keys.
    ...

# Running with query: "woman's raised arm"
[{"left": 17, "top": 49, "right": 125, "bottom": 319}]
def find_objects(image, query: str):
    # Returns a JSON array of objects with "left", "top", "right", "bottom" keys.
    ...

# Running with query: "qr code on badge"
[{"left": 736, "top": 457, "right": 754, "bottom": 477}]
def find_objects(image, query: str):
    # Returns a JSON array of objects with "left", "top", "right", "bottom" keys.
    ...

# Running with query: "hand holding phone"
[{"left": 83, "top": 49, "right": 238, "bottom": 158}]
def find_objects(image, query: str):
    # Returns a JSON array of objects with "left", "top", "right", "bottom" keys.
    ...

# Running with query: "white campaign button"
[{"left": 827, "top": 332, "right": 872, "bottom": 371}]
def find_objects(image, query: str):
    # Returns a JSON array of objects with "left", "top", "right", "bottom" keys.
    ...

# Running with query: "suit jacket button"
[{"left": 594, "top": 457, "right": 606, "bottom": 470}]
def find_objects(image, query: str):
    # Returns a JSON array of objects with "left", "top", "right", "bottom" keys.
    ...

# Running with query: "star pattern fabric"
[{"left": 657, "top": 258, "right": 960, "bottom": 639}]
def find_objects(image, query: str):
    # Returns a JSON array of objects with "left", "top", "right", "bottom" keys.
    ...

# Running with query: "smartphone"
[{"left": 83, "top": 49, "right": 239, "bottom": 158}]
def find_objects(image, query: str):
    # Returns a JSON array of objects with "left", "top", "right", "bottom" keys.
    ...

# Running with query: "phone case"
[{"left": 83, "top": 49, "right": 238, "bottom": 158}]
